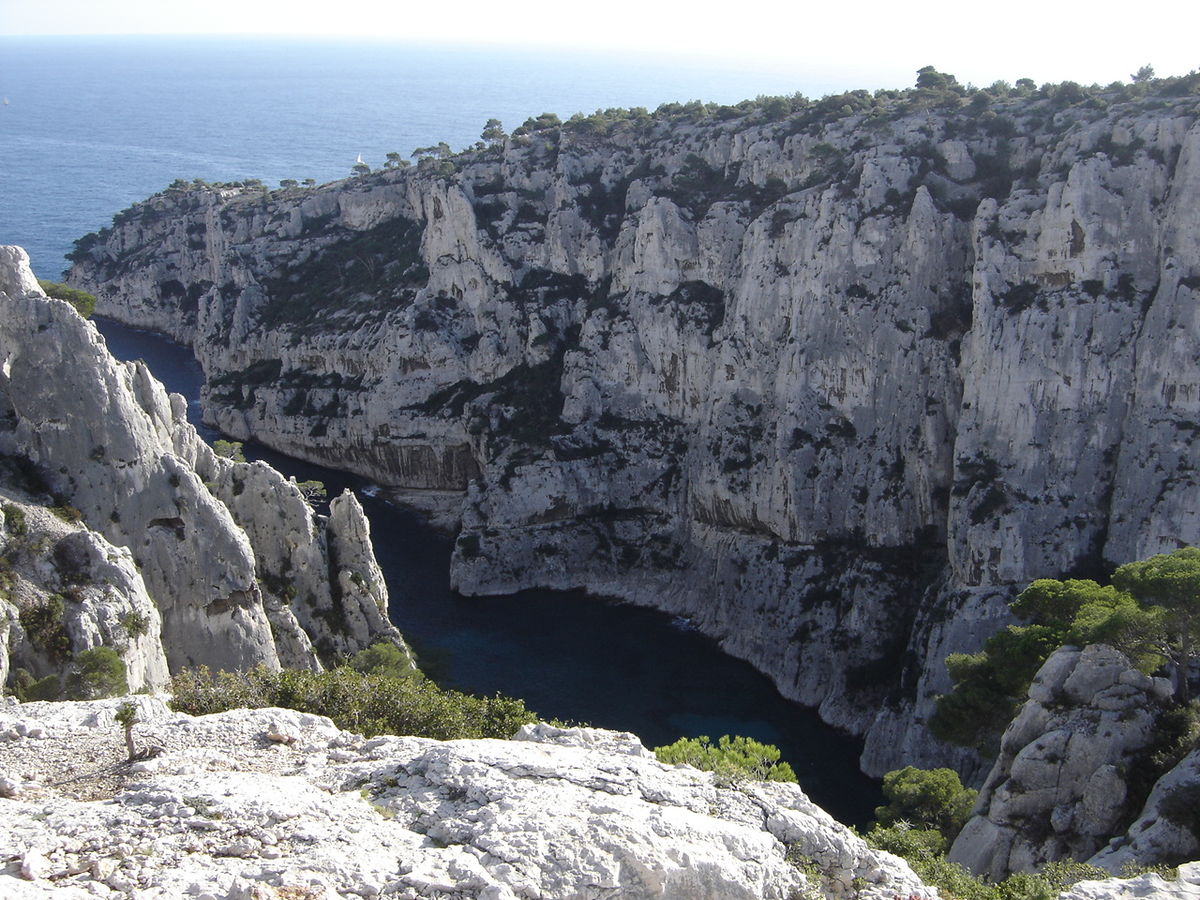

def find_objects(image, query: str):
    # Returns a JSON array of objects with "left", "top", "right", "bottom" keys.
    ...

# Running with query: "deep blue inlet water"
[
  {"left": 0, "top": 33, "right": 882, "bottom": 824},
  {"left": 95, "top": 317, "right": 883, "bottom": 825}
]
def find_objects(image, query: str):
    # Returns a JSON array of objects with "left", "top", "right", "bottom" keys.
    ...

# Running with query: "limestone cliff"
[
  {"left": 1, "top": 493, "right": 169, "bottom": 694},
  {"left": 66, "top": 76, "right": 1200, "bottom": 774},
  {"left": 0, "top": 246, "right": 406, "bottom": 682}
]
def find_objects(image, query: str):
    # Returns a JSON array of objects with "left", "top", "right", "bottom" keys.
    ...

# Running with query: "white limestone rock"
[
  {"left": 0, "top": 491, "right": 170, "bottom": 691},
  {"left": 0, "top": 247, "right": 403, "bottom": 679},
  {"left": 0, "top": 700, "right": 934, "bottom": 900},
  {"left": 1059, "top": 862, "right": 1200, "bottom": 900},
  {"left": 324, "top": 489, "right": 407, "bottom": 660},
  {"left": 0, "top": 597, "right": 17, "bottom": 688},
  {"left": 949, "top": 645, "right": 1174, "bottom": 879},
  {"left": 1089, "top": 748, "right": 1200, "bottom": 873}
]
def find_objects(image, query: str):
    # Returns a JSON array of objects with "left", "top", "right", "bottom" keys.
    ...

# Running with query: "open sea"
[
  {"left": 0, "top": 35, "right": 837, "bottom": 278},
  {"left": 0, "top": 36, "right": 882, "bottom": 823}
]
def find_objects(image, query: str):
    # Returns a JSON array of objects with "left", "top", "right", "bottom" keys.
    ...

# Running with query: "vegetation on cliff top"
[
  {"left": 932, "top": 547, "right": 1200, "bottom": 754},
  {"left": 37, "top": 280, "right": 96, "bottom": 318},
  {"left": 65, "top": 64, "right": 1198, "bottom": 271},
  {"left": 168, "top": 642, "right": 538, "bottom": 741},
  {"left": 652, "top": 733, "right": 798, "bottom": 784}
]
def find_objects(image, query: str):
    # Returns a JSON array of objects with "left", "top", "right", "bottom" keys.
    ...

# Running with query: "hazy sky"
[{"left": 2, "top": 0, "right": 1194, "bottom": 92}]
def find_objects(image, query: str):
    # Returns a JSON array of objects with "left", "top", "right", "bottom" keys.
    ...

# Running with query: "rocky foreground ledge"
[
  {"left": 0, "top": 697, "right": 933, "bottom": 899},
  {"left": 4, "top": 699, "right": 1198, "bottom": 899}
]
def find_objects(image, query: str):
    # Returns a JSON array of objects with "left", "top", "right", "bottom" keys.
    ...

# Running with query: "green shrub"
[
  {"left": 19, "top": 595, "right": 72, "bottom": 662},
  {"left": 296, "top": 479, "right": 326, "bottom": 505},
  {"left": 49, "top": 504, "right": 84, "bottom": 524},
  {"left": 932, "top": 554, "right": 1200, "bottom": 752},
  {"left": 37, "top": 280, "right": 97, "bottom": 318},
  {"left": 1038, "top": 860, "right": 1110, "bottom": 890},
  {"left": 652, "top": 734, "right": 797, "bottom": 783},
  {"left": 864, "top": 825, "right": 1162, "bottom": 900},
  {"left": 348, "top": 641, "right": 411, "bottom": 678},
  {"left": 121, "top": 610, "right": 151, "bottom": 638},
  {"left": 875, "top": 766, "right": 978, "bottom": 840},
  {"left": 865, "top": 824, "right": 996, "bottom": 900},
  {"left": 169, "top": 664, "right": 537, "bottom": 741},
  {"left": 212, "top": 440, "right": 246, "bottom": 463},
  {"left": 115, "top": 700, "right": 138, "bottom": 759},
  {"left": 11, "top": 667, "right": 63, "bottom": 701},
  {"left": 65, "top": 646, "right": 128, "bottom": 699},
  {"left": 3, "top": 503, "right": 27, "bottom": 536}
]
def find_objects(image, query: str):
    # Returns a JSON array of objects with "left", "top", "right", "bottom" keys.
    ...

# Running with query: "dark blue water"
[
  {"left": 96, "top": 317, "right": 883, "bottom": 825},
  {"left": 0, "top": 35, "right": 843, "bottom": 279}
]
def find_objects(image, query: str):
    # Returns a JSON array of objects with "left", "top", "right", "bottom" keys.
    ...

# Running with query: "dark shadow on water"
[{"left": 94, "top": 316, "right": 884, "bottom": 826}]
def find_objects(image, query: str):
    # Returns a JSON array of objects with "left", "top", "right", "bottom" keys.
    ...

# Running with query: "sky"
[{"left": 1, "top": 0, "right": 1195, "bottom": 93}]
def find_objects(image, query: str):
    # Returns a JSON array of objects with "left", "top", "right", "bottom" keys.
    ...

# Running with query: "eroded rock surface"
[
  {"left": 0, "top": 246, "right": 406, "bottom": 678},
  {"left": 0, "top": 698, "right": 933, "bottom": 899},
  {"left": 949, "top": 644, "right": 1191, "bottom": 879}
]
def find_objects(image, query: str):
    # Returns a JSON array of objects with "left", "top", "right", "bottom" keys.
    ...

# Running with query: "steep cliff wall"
[
  {"left": 68, "top": 78, "right": 1200, "bottom": 774},
  {"left": 0, "top": 247, "right": 405, "bottom": 681}
]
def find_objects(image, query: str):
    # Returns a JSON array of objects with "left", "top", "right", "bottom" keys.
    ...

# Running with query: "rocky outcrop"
[
  {"left": 1059, "top": 865, "right": 1200, "bottom": 900},
  {"left": 0, "top": 246, "right": 406, "bottom": 681},
  {"left": 67, "top": 80, "right": 1200, "bottom": 774},
  {"left": 0, "top": 697, "right": 934, "bottom": 899},
  {"left": 0, "top": 492, "right": 169, "bottom": 692},
  {"left": 1089, "top": 747, "right": 1200, "bottom": 874},
  {"left": 949, "top": 644, "right": 1186, "bottom": 878}
]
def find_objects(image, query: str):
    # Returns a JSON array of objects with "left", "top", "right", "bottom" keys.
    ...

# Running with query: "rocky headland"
[
  {"left": 66, "top": 73, "right": 1200, "bottom": 779},
  {"left": 0, "top": 246, "right": 407, "bottom": 686}
]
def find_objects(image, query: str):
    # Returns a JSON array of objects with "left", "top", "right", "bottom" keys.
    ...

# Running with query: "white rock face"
[
  {"left": 0, "top": 599, "right": 14, "bottom": 687},
  {"left": 0, "top": 246, "right": 405, "bottom": 678},
  {"left": 67, "top": 94, "right": 1200, "bottom": 774},
  {"left": 0, "top": 698, "right": 933, "bottom": 900},
  {"left": 2, "top": 472, "right": 170, "bottom": 692},
  {"left": 1090, "top": 748, "right": 1200, "bottom": 873},
  {"left": 1058, "top": 863, "right": 1200, "bottom": 900},
  {"left": 949, "top": 645, "right": 1185, "bottom": 879}
]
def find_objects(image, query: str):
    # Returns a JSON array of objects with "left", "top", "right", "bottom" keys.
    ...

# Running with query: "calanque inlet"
[{"left": 4, "top": 69, "right": 1200, "bottom": 898}]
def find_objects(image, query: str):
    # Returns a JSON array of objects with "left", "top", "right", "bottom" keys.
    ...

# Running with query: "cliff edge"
[
  {"left": 0, "top": 246, "right": 406, "bottom": 683},
  {"left": 0, "top": 697, "right": 933, "bottom": 899}
]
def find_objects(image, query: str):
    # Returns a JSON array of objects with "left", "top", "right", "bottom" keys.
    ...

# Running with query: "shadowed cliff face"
[{"left": 68, "top": 83, "right": 1200, "bottom": 775}]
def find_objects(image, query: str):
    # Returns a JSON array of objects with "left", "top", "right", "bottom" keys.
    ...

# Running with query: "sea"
[
  {"left": 0, "top": 35, "right": 851, "bottom": 278},
  {"left": 0, "top": 36, "right": 882, "bottom": 823}
]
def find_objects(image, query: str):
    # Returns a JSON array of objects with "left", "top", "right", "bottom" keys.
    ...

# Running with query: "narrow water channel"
[{"left": 95, "top": 317, "right": 884, "bottom": 826}]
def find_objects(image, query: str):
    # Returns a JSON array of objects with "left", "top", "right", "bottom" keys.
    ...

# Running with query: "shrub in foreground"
[
  {"left": 652, "top": 734, "right": 798, "bottom": 783},
  {"left": 875, "top": 765, "right": 978, "bottom": 840},
  {"left": 169, "top": 663, "right": 537, "bottom": 741}
]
